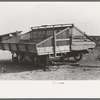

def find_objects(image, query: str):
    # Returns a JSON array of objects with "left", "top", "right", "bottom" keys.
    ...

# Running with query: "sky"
[{"left": 0, "top": 2, "right": 100, "bottom": 36}]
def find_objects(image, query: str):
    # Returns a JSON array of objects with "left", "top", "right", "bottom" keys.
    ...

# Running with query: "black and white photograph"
[
  {"left": 0, "top": 2, "right": 100, "bottom": 80},
  {"left": 0, "top": 1, "right": 100, "bottom": 98}
]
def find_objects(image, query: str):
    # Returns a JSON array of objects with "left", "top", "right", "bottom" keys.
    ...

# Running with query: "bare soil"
[{"left": 0, "top": 47, "right": 100, "bottom": 80}]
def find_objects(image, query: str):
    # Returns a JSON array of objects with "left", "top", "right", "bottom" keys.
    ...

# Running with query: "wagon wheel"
[
  {"left": 18, "top": 54, "right": 24, "bottom": 63},
  {"left": 74, "top": 53, "right": 83, "bottom": 61},
  {"left": 12, "top": 53, "right": 18, "bottom": 63},
  {"left": 60, "top": 55, "right": 65, "bottom": 62}
]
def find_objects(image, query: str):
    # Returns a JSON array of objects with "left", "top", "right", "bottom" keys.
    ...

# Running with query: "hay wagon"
[{"left": 0, "top": 24, "right": 96, "bottom": 65}]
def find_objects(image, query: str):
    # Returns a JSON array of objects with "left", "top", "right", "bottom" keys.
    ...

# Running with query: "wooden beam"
[
  {"left": 16, "top": 44, "right": 19, "bottom": 52},
  {"left": 8, "top": 44, "right": 11, "bottom": 51},
  {"left": 56, "top": 39, "right": 70, "bottom": 41},
  {"left": 69, "top": 28, "right": 72, "bottom": 51},
  {"left": 31, "top": 24, "right": 73, "bottom": 30},
  {"left": 1, "top": 43, "right": 4, "bottom": 50},
  {"left": 37, "top": 27, "right": 69, "bottom": 46},
  {"left": 25, "top": 44, "right": 29, "bottom": 53},
  {"left": 53, "top": 27, "right": 56, "bottom": 57}
]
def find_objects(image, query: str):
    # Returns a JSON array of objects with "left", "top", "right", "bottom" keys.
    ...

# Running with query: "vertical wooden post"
[
  {"left": 25, "top": 44, "right": 28, "bottom": 53},
  {"left": 1, "top": 43, "right": 4, "bottom": 50},
  {"left": 8, "top": 44, "right": 11, "bottom": 51},
  {"left": 16, "top": 44, "right": 19, "bottom": 53},
  {"left": 53, "top": 26, "right": 56, "bottom": 57},
  {"left": 69, "top": 28, "right": 72, "bottom": 51}
]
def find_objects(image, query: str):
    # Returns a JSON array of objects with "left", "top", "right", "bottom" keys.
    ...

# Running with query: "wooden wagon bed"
[{"left": 0, "top": 24, "right": 96, "bottom": 56}]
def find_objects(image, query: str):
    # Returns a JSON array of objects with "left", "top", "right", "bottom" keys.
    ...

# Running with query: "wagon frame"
[{"left": 0, "top": 24, "right": 96, "bottom": 67}]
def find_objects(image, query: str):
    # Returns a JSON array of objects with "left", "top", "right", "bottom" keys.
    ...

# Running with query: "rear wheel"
[{"left": 74, "top": 53, "right": 82, "bottom": 61}]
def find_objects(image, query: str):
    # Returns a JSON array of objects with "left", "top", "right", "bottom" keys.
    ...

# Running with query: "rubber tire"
[{"left": 74, "top": 53, "right": 83, "bottom": 61}]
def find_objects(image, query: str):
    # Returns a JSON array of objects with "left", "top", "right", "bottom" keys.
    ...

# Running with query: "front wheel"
[
  {"left": 74, "top": 53, "right": 83, "bottom": 61},
  {"left": 12, "top": 53, "right": 18, "bottom": 63}
]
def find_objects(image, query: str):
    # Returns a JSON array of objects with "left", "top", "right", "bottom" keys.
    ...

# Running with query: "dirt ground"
[{"left": 0, "top": 47, "right": 100, "bottom": 80}]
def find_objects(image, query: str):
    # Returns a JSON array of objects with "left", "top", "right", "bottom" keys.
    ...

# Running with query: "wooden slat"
[
  {"left": 56, "top": 39, "right": 70, "bottom": 41},
  {"left": 25, "top": 44, "right": 29, "bottom": 53},
  {"left": 8, "top": 44, "right": 11, "bottom": 51},
  {"left": 53, "top": 29, "right": 56, "bottom": 57},
  {"left": 37, "top": 27, "right": 69, "bottom": 46},
  {"left": 31, "top": 24, "right": 73, "bottom": 30},
  {"left": 16, "top": 44, "right": 19, "bottom": 52},
  {"left": 1, "top": 43, "right": 4, "bottom": 50},
  {"left": 3, "top": 43, "right": 9, "bottom": 50},
  {"left": 27, "top": 44, "right": 37, "bottom": 53},
  {"left": 10, "top": 44, "right": 17, "bottom": 51}
]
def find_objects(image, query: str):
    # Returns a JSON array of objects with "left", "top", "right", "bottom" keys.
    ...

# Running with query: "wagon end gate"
[{"left": 71, "top": 26, "right": 96, "bottom": 51}]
